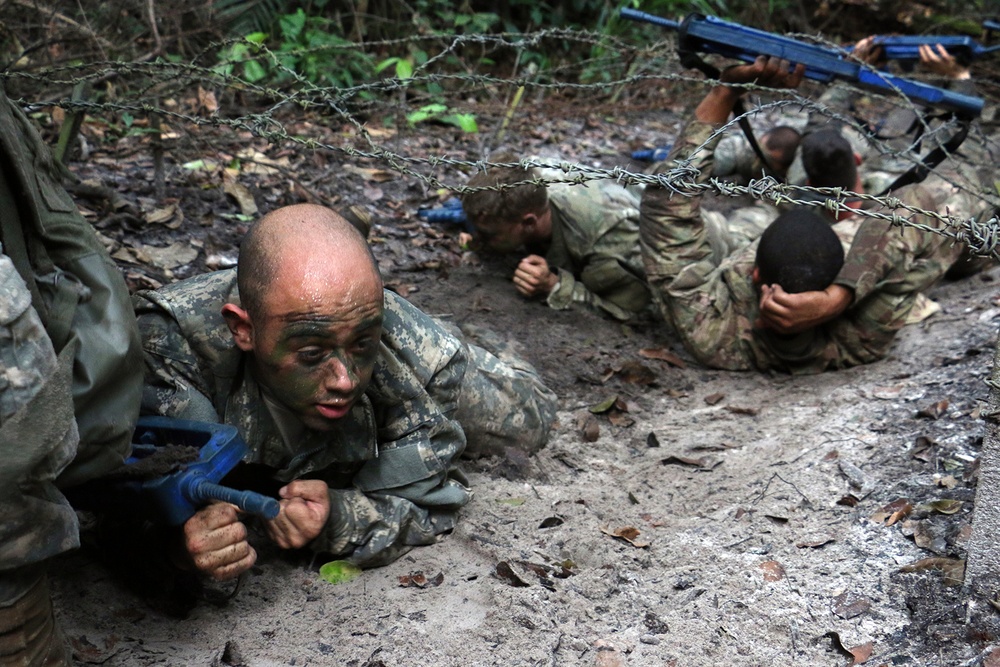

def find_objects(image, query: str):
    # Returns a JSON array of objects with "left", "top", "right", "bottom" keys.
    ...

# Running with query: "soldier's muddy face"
[{"left": 250, "top": 278, "right": 384, "bottom": 432}]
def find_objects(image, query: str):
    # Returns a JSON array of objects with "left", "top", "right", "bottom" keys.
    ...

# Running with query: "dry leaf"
[
  {"left": 222, "top": 173, "right": 258, "bottom": 217},
  {"left": 759, "top": 560, "right": 785, "bottom": 582},
  {"left": 142, "top": 242, "right": 198, "bottom": 270},
  {"left": 661, "top": 454, "right": 721, "bottom": 470},
  {"left": 917, "top": 399, "right": 950, "bottom": 419},
  {"left": 638, "top": 347, "right": 686, "bottom": 368},
  {"left": 579, "top": 413, "right": 600, "bottom": 442},
  {"left": 795, "top": 537, "right": 835, "bottom": 549},
  {"left": 725, "top": 405, "right": 758, "bottom": 416},
  {"left": 197, "top": 86, "right": 219, "bottom": 113},
  {"left": 848, "top": 641, "right": 874, "bottom": 665},
  {"left": 871, "top": 498, "right": 912, "bottom": 526},
  {"left": 899, "top": 557, "right": 966, "bottom": 586},
  {"left": 833, "top": 591, "right": 870, "bottom": 619},
  {"left": 494, "top": 561, "right": 530, "bottom": 587},
  {"left": 915, "top": 499, "right": 963, "bottom": 515},
  {"left": 398, "top": 571, "right": 444, "bottom": 588},
  {"left": 616, "top": 360, "right": 656, "bottom": 385},
  {"left": 703, "top": 392, "right": 725, "bottom": 405},
  {"left": 600, "top": 525, "right": 650, "bottom": 548}
]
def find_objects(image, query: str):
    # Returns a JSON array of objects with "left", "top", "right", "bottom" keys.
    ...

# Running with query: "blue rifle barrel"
[
  {"left": 986, "top": 20, "right": 1000, "bottom": 32},
  {"left": 417, "top": 197, "right": 467, "bottom": 224},
  {"left": 620, "top": 9, "right": 983, "bottom": 118},
  {"left": 631, "top": 145, "right": 673, "bottom": 162},
  {"left": 182, "top": 477, "right": 280, "bottom": 520}
]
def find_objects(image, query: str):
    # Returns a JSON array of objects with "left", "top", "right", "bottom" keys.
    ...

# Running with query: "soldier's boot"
[{"left": 0, "top": 566, "right": 72, "bottom": 667}]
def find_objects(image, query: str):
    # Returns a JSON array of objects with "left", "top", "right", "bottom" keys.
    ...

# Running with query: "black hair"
[
  {"left": 800, "top": 129, "right": 857, "bottom": 191},
  {"left": 755, "top": 208, "right": 845, "bottom": 294}
]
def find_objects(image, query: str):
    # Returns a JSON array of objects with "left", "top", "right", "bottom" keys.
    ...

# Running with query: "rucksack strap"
[{"left": 876, "top": 117, "right": 970, "bottom": 195}]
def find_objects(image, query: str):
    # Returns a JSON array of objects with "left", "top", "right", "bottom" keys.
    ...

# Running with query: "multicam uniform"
[
  {"left": 640, "top": 119, "right": 981, "bottom": 373},
  {"left": 531, "top": 167, "right": 651, "bottom": 321},
  {"left": 134, "top": 270, "right": 556, "bottom": 566}
]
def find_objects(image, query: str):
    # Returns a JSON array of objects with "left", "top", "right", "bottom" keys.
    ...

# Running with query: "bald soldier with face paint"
[{"left": 133, "top": 204, "right": 555, "bottom": 579}]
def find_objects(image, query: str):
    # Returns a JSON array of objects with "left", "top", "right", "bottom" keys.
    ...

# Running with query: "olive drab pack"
[{"left": 0, "top": 86, "right": 143, "bottom": 487}]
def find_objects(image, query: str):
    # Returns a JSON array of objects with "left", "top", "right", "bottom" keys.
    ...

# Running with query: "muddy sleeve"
[{"left": 546, "top": 255, "right": 649, "bottom": 322}]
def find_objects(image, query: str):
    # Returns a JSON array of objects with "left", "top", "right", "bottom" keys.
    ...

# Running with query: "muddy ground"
[{"left": 37, "top": 81, "right": 1000, "bottom": 666}]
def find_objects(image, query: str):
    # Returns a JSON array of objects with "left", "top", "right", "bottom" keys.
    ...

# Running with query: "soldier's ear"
[{"left": 222, "top": 303, "right": 255, "bottom": 351}]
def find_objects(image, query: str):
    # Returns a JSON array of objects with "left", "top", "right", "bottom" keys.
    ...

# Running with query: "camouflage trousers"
[
  {"left": 0, "top": 250, "right": 79, "bottom": 602},
  {"left": 442, "top": 322, "right": 557, "bottom": 458}
]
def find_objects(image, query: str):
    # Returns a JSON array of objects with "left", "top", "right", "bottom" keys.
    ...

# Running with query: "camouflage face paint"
[{"left": 251, "top": 298, "right": 384, "bottom": 432}]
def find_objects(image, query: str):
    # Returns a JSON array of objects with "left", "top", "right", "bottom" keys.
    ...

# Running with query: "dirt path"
[{"left": 51, "top": 259, "right": 1000, "bottom": 666}]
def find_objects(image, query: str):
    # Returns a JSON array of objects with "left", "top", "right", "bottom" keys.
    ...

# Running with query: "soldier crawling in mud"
[
  {"left": 458, "top": 153, "right": 651, "bottom": 322},
  {"left": 639, "top": 54, "right": 992, "bottom": 373},
  {"left": 133, "top": 204, "right": 556, "bottom": 579}
]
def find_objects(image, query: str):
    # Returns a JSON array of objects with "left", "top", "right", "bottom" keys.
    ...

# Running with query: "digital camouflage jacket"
[
  {"left": 134, "top": 270, "right": 476, "bottom": 568},
  {"left": 640, "top": 119, "right": 976, "bottom": 374}
]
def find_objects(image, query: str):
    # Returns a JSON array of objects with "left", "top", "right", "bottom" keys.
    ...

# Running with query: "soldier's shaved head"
[{"left": 237, "top": 204, "right": 381, "bottom": 318}]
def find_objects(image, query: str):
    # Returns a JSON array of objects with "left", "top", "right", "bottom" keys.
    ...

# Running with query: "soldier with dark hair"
[
  {"left": 459, "top": 154, "right": 651, "bottom": 321},
  {"left": 639, "top": 55, "right": 988, "bottom": 373}
]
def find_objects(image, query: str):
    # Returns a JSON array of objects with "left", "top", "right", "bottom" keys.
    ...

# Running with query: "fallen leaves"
[
  {"left": 661, "top": 454, "right": 721, "bottom": 471},
  {"left": 832, "top": 591, "right": 871, "bottom": 619},
  {"left": 639, "top": 347, "right": 686, "bottom": 368},
  {"left": 823, "top": 632, "right": 873, "bottom": 666},
  {"left": 870, "top": 498, "right": 913, "bottom": 526},
  {"left": 899, "top": 557, "right": 965, "bottom": 586},
  {"left": 758, "top": 560, "right": 785, "bottom": 582},
  {"left": 398, "top": 571, "right": 444, "bottom": 588},
  {"left": 600, "top": 524, "right": 650, "bottom": 548}
]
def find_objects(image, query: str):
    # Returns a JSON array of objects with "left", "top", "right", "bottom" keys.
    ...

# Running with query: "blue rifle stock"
[
  {"left": 619, "top": 8, "right": 983, "bottom": 118},
  {"left": 75, "top": 416, "right": 280, "bottom": 526},
  {"left": 849, "top": 34, "right": 1000, "bottom": 64}
]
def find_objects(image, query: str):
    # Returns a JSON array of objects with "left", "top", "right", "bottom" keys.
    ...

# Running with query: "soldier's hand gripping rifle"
[
  {"left": 847, "top": 29, "right": 1000, "bottom": 66},
  {"left": 619, "top": 8, "right": 984, "bottom": 119},
  {"left": 73, "top": 416, "right": 280, "bottom": 526}
]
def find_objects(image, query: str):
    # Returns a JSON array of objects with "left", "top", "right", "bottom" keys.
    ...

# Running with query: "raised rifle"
[{"left": 619, "top": 8, "right": 984, "bottom": 119}]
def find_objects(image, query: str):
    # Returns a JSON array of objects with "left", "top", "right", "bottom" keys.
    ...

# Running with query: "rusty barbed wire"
[{"left": 2, "top": 26, "right": 998, "bottom": 256}]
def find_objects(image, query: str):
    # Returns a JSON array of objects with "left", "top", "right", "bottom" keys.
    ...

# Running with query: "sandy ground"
[{"left": 50, "top": 251, "right": 1000, "bottom": 666}]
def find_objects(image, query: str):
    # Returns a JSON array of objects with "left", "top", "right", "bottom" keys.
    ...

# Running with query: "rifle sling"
[
  {"left": 876, "top": 116, "right": 970, "bottom": 195},
  {"left": 679, "top": 50, "right": 784, "bottom": 183}
]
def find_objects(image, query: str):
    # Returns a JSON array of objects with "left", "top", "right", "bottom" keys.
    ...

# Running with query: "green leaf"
[
  {"left": 121, "top": 112, "right": 134, "bottom": 128},
  {"left": 375, "top": 56, "right": 401, "bottom": 74},
  {"left": 246, "top": 32, "right": 267, "bottom": 45},
  {"left": 442, "top": 113, "right": 478, "bottom": 133},
  {"left": 589, "top": 395, "right": 619, "bottom": 414},
  {"left": 243, "top": 60, "right": 267, "bottom": 82},
  {"left": 496, "top": 497, "right": 526, "bottom": 506},
  {"left": 395, "top": 59, "right": 413, "bottom": 79},
  {"left": 407, "top": 103, "right": 447, "bottom": 125},
  {"left": 319, "top": 560, "right": 362, "bottom": 584},
  {"left": 280, "top": 10, "right": 307, "bottom": 41}
]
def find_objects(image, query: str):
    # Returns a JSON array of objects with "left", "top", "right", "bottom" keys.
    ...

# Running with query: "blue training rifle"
[
  {"left": 73, "top": 416, "right": 280, "bottom": 526},
  {"left": 417, "top": 197, "right": 472, "bottom": 231},
  {"left": 619, "top": 8, "right": 984, "bottom": 119},
  {"left": 849, "top": 33, "right": 1000, "bottom": 64},
  {"left": 631, "top": 144, "right": 673, "bottom": 162}
]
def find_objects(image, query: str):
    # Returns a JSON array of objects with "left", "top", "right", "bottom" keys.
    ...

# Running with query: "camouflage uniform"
[
  {"left": 134, "top": 270, "right": 556, "bottom": 567},
  {"left": 531, "top": 166, "right": 651, "bottom": 321},
  {"left": 640, "top": 119, "right": 980, "bottom": 374}
]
